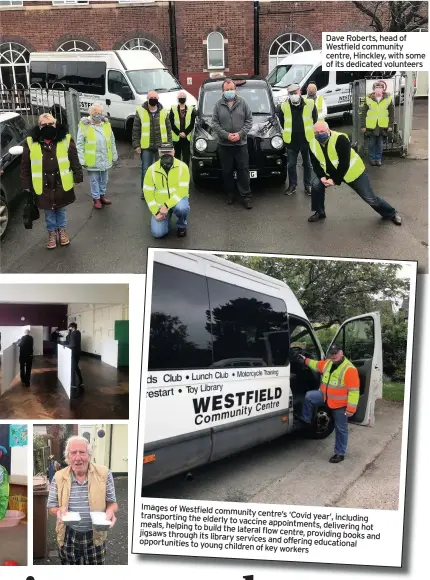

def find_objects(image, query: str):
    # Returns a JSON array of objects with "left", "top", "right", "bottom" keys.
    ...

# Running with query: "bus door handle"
[
  {"left": 326, "top": 90, "right": 332, "bottom": 94},
  {"left": 106, "top": 99, "right": 111, "bottom": 106}
]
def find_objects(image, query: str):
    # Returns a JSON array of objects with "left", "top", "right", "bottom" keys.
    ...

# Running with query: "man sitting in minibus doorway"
[{"left": 296, "top": 343, "right": 360, "bottom": 463}]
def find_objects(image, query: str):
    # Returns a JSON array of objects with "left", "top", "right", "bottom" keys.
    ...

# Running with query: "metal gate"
[
  {"left": 350, "top": 72, "right": 415, "bottom": 157},
  {"left": 0, "top": 83, "right": 81, "bottom": 141}
]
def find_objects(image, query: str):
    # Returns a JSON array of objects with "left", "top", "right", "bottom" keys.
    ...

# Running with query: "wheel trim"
[
  {"left": 0, "top": 201, "right": 9, "bottom": 235},
  {"left": 315, "top": 410, "right": 331, "bottom": 433}
]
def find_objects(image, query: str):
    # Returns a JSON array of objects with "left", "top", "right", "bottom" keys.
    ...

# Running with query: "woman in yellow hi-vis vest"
[
  {"left": 297, "top": 344, "right": 360, "bottom": 463},
  {"left": 20, "top": 113, "right": 83, "bottom": 249},
  {"left": 307, "top": 121, "right": 402, "bottom": 225},
  {"left": 361, "top": 80, "right": 394, "bottom": 166},
  {"left": 76, "top": 104, "right": 118, "bottom": 210}
]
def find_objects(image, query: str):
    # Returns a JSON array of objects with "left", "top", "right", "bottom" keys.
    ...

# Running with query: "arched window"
[
  {"left": 0, "top": 42, "right": 30, "bottom": 88},
  {"left": 120, "top": 38, "right": 162, "bottom": 61},
  {"left": 207, "top": 31, "right": 224, "bottom": 69},
  {"left": 57, "top": 40, "right": 94, "bottom": 52},
  {"left": 269, "top": 33, "right": 313, "bottom": 72}
]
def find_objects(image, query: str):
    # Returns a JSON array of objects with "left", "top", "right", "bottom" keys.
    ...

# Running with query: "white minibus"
[{"left": 142, "top": 251, "right": 382, "bottom": 487}]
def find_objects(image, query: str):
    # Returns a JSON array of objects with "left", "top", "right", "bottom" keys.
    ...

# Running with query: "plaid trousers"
[{"left": 59, "top": 526, "right": 106, "bottom": 565}]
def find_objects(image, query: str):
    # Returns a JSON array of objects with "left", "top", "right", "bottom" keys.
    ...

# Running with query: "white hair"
[
  {"left": 64, "top": 436, "right": 92, "bottom": 464},
  {"left": 89, "top": 102, "right": 103, "bottom": 114}
]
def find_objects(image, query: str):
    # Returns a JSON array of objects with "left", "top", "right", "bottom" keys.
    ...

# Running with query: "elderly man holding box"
[{"left": 47, "top": 436, "right": 118, "bottom": 565}]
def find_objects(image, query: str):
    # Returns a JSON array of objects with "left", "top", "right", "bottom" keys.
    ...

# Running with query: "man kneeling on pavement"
[
  {"left": 297, "top": 343, "right": 360, "bottom": 463},
  {"left": 143, "top": 143, "right": 190, "bottom": 238},
  {"left": 307, "top": 121, "right": 402, "bottom": 225}
]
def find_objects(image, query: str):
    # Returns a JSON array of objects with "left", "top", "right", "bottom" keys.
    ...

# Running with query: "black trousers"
[
  {"left": 217, "top": 144, "right": 251, "bottom": 198},
  {"left": 174, "top": 138, "right": 190, "bottom": 165},
  {"left": 19, "top": 355, "right": 33, "bottom": 385},
  {"left": 71, "top": 353, "right": 83, "bottom": 386}
]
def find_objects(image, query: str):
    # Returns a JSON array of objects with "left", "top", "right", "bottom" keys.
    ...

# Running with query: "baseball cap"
[
  {"left": 328, "top": 343, "right": 342, "bottom": 354},
  {"left": 158, "top": 143, "right": 174, "bottom": 153}
]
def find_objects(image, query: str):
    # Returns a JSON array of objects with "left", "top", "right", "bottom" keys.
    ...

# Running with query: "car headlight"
[
  {"left": 271, "top": 135, "right": 284, "bottom": 150},
  {"left": 274, "top": 95, "right": 287, "bottom": 105},
  {"left": 195, "top": 138, "right": 207, "bottom": 152}
]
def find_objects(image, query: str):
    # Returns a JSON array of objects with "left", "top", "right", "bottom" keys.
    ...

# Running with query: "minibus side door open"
[{"left": 326, "top": 312, "right": 383, "bottom": 427}]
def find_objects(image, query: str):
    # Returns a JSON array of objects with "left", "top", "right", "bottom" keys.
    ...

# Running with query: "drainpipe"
[
  {"left": 253, "top": 1, "right": 260, "bottom": 76},
  {"left": 108, "top": 424, "right": 113, "bottom": 470},
  {"left": 169, "top": 1, "right": 179, "bottom": 78}
]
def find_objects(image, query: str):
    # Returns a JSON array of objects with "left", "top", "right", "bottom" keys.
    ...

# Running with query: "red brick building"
[{"left": 0, "top": 0, "right": 418, "bottom": 96}]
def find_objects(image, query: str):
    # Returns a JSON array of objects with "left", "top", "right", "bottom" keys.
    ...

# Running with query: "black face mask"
[
  {"left": 148, "top": 98, "right": 158, "bottom": 107},
  {"left": 160, "top": 154, "right": 174, "bottom": 171},
  {"left": 40, "top": 125, "right": 57, "bottom": 140},
  {"left": 178, "top": 98, "right": 186, "bottom": 104}
]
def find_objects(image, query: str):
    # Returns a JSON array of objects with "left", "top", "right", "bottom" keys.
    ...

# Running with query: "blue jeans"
[
  {"left": 88, "top": 170, "right": 108, "bottom": 200},
  {"left": 368, "top": 134, "right": 383, "bottom": 162},
  {"left": 44, "top": 208, "right": 67, "bottom": 232},
  {"left": 311, "top": 172, "right": 396, "bottom": 218},
  {"left": 150, "top": 197, "right": 190, "bottom": 238},
  {"left": 141, "top": 149, "right": 158, "bottom": 190},
  {"left": 301, "top": 389, "right": 349, "bottom": 456},
  {"left": 287, "top": 144, "right": 313, "bottom": 188}
]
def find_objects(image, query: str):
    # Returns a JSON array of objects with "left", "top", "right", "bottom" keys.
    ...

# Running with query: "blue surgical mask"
[
  {"left": 316, "top": 132, "right": 329, "bottom": 143},
  {"left": 224, "top": 90, "right": 235, "bottom": 100},
  {"left": 91, "top": 114, "right": 103, "bottom": 122}
]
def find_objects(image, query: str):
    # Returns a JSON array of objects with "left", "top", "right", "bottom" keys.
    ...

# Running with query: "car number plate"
[{"left": 233, "top": 171, "right": 258, "bottom": 179}]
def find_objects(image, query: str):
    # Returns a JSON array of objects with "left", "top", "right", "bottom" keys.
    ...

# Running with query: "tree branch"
[{"left": 352, "top": 1, "right": 384, "bottom": 31}]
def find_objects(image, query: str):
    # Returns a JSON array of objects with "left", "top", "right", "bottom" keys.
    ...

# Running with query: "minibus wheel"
[{"left": 309, "top": 407, "right": 335, "bottom": 439}]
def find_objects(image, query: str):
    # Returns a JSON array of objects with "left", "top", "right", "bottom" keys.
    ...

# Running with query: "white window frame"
[
  {"left": 52, "top": 1, "right": 89, "bottom": 6},
  {"left": 269, "top": 33, "right": 313, "bottom": 72},
  {"left": 120, "top": 37, "right": 162, "bottom": 61},
  {"left": 207, "top": 31, "right": 225, "bottom": 70},
  {"left": 0, "top": 41, "right": 30, "bottom": 88},
  {"left": 57, "top": 40, "right": 94, "bottom": 52},
  {"left": 0, "top": 1, "right": 24, "bottom": 7}
]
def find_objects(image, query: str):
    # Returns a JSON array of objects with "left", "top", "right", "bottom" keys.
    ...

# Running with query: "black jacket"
[
  {"left": 131, "top": 102, "right": 172, "bottom": 150},
  {"left": 309, "top": 134, "right": 352, "bottom": 186},
  {"left": 19, "top": 334, "right": 33, "bottom": 357},
  {"left": 66, "top": 330, "right": 81, "bottom": 354},
  {"left": 276, "top": 98, "right": 318, "bottom": 150},
  {"left": 169, "top": 105, "right": 197, "bottom": 137}
]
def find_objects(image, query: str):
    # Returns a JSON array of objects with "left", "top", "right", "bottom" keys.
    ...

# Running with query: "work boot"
[
  {"left": 284, "top": 184, "right": 296, "bottom": 196},
  {"left": 304, "top": 186, "right": 312, "bottom": 196},
  {"left": 100, "top": 195, "right": 112, "bottom": 205},
  {"left": 93, "top": 198, "right": 102, "bottom": 209},
  {"left": 46, "top": 231, "right": 57, "bottom": 249},
  {"left": 58, "top": 228, "right": 70, "bottom": 246},
  {"left": 177, "top": 227, "right": 187, "bottom": 238},
  {"left": 243, "top": 197, "right": 253, "bottom": 209},
  {"left": 391, "top": 212, "right": 402, "bottom": 225},
  {"left": 308, "top": 212, "right": 326, "bottom": 222},
  {"left": 329, "top": 454, "right": 345, "bottom": 463}
]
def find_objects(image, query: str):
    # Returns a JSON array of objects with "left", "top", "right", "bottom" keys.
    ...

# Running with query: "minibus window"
[
  {"left": 306, "top": 67, "right": 329, "bottom": 91},
  {"left": 335, "top": 317, "right": 374, "bottom": 361},
  {"left": 289, "top": 320, "right": 319, "bottom": 360},
  {"left": 45, "top": 61, "right": 106, "bottom": 95},
  {"left": 207, "top": 279, "right": 289, "bottom": 368},
  {"left": 30, "top": 61, "right": 48, "bottom": 87},
  {"left": 148, "top": 264, "right": 213, "bottom": 371},
  {"left": 108, "top": 70, "right": 130, "bottom": 97},
  {"left": 267, "top": 64, "right": 313, "bottom": 88},
  {"left": 126, "top": 69, "right": 181, "bottom": 95}
]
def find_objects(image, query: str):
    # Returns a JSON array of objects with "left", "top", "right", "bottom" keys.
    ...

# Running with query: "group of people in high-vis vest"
[
  {"left": 297, "top": 343, "right": 360, "bottom": 463},
  {"left": 132, "top": 89, "right": 195, "bottom": 238},
  {"left": 276, "top": 81, "right": 401, "bottom": 226}
]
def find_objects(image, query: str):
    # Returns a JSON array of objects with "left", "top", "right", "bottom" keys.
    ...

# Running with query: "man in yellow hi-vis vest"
[
  {"left": 307, "top": 121, "right": 402, "bottom": 225},
  {"left": 297, "top": 343, "right": 360, "bottom": 463},
  {"left": 306, "top": 82, "right": 327, "bottom": 120},
  {"left": 143, "top": 143, "right": 190, "bottom": 238},
  {"left": 361, "top": 80, "right": 394, "bottom": 166},
  {"left": 132, "top": 90, "right": 172, "bottom": 195}
]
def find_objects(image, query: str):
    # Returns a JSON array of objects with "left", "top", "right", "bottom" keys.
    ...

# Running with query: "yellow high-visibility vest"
[
  {"left": 281, "top": 99, "right": 315, "bottom": 144},
  {"left": 365, "top": 95, "right": 392, "bottom": 129},
  {"left": 137, "top": 106, "right": 168, "bottom": 149},
  {"left": 171, "top": 105, "right": 194, "bottom": 142},
  {"left": 309, "top": 130, "right": 365, "bottom": 183},
  {"left": 27, "top": 135, "right": 73, "bottom": 195},
  {"left": 79, "top": 122, "right": 113, "bottom": 167}
]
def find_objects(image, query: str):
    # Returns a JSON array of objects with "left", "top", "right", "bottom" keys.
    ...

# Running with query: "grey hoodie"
[{"left": 211, "top": 95, "right": 253, "bottom": 146}]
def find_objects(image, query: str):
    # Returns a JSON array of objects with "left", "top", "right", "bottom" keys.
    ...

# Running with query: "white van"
[
  {"left": 29, "top": 51, "right": 197, "bottom": 132},
  {"left": 142, "top": 251, "right": 383, "bottom": 487},
  {"left": 266, "top": 49, "right": 407, "bottom": 119}
]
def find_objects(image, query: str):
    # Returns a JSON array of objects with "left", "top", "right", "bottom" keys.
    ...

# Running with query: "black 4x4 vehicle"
[{"left": 191, "top": 76, "right": 287, "bottom": 186}]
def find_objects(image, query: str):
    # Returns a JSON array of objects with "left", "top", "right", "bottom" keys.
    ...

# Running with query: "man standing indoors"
[
  {"left": 297, "top": 344, "right": 359, "bottom": 463},
  {"left": 66, "top": 322, "right": 84, "bottom": 389},
  {"left": 132, "top": 90, "right": 172, "bottom": 196},
  {"left": 169, "top": 91, "right": 196, "bottom": 165},
  {"left": 18, "top": 329, "right": 33, "bottom": 387},
  {"left": 277, "top": 83, "right": 318, "bottom": 196},
  {"left": 212, "top": 79, "right": 254, "bottom": 208}
]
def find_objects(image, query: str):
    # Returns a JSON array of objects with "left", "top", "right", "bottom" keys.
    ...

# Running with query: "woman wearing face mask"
[
  {"left": 169, "top": 91, "right": 196, "bottom": 165},
  {"left": 361, "top": 80, "right": 394, "bottom": 166},
  {"left": 20, "top": 113, "right": 83, "bottom": 249},
  {"left": 76, "top": 104, "right": 118, "bottom": 209}
]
